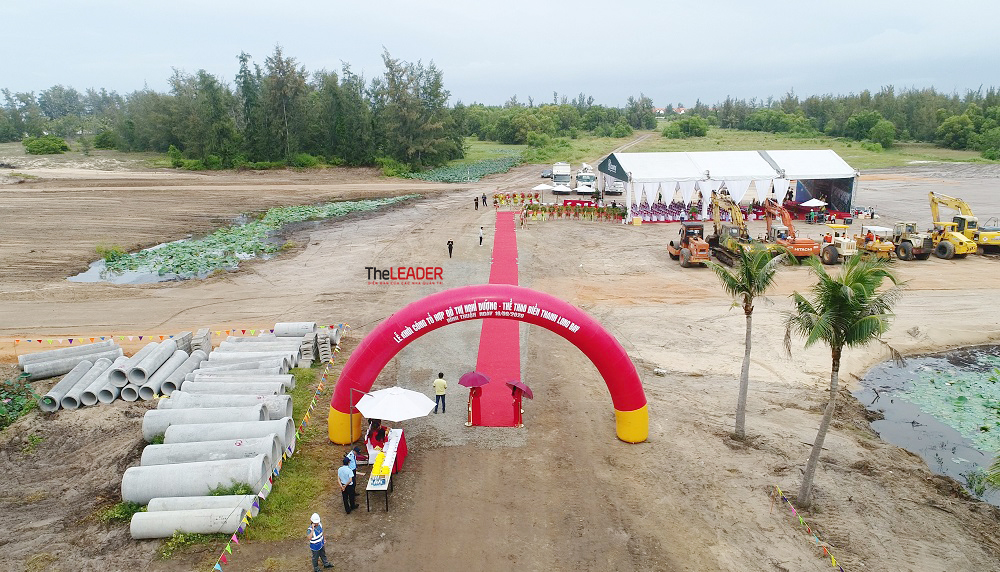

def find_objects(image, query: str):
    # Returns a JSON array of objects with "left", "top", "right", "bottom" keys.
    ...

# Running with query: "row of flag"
[
  {"left": 11, "top": 324, "right": 348, "bottom": 346},
  {"left": 772, "top": 485, "right": 845, "bottom": 571},
  {"left": 213, "top": 355, "right": 336, "bottom": 571}
]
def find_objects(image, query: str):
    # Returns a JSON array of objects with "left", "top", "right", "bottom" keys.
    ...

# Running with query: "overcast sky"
[{"left": 6, "top": 0, "right": 998, "bottom": 107}]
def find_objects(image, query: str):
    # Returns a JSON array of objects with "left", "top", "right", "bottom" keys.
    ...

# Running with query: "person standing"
[
  {"left": 308, "top": 513, "right": 333, "bottom": 571},
  {"left": 338, "top": 457, "right": 358, "bottom": 514},
  {"left": 447, "top": 239, "right": 454, "bottom": 258},
  {"left": 346, "top": 446, "right": 361, "bottom": 471},
  {"left": 479, "top": 227, "right": 484, "bottom": 246},
  {"left": 482, "top": 192, "right": 487, "bottom": 205},
  {"left": 433, "top": 372, "right": 447, "bottom": 413},
  {"left": 474, "top": 196, "right": 479, "bottom": 210},
  {"left": 512, "top": 385, "right": 524, "bottom": 428},
  {"left": 466, "top": 385, "right": 482, "bottom": 427}
]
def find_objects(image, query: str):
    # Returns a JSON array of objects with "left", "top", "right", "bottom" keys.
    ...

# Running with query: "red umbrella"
[
  {"left": 459, "top": 371, "right": 491, "bottom": 388},
  {"left": 505, "top": 380, "right": 533, "bottom": 399}
]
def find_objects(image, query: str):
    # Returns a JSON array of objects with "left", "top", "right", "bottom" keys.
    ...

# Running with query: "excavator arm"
[
  {"left": 929, "top": 191, "right": 975, "bottom": 222},
  {"left": 763, "top": 199, "right": 799, "bottom": 238},
  {"left": 712, "top": 192, "right": 747, "bottom": 236}
]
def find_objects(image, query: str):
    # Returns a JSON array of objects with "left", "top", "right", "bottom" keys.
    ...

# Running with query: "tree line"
[
  {"left": 0, "top": 47, "right": 463, "bottom": 170},
  {"left": 677, "top": 86, "right": 1000, "bottom": 158}
]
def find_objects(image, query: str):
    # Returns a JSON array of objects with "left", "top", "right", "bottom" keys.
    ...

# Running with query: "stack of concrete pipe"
[
  {"left": 105, "top": 340, "right": 207, "bottom": 402},
  {"left": 19, "top": 340, "right": 123, "bottom": 381},
  {"left": 124, "top": 333, "right": 302, "bottom": 539}
]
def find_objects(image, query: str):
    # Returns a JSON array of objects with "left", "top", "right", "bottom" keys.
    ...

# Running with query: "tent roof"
[
  {"left": 686, "top": 151, "right": 778, "bottom": 180},
  {"left": 609, "top": 152, "right": 704, "bottom": 182},
  {"left": 761, "top": 149, "right": 857, "bottom": 180},
  {"left": 601, "top": 149, "right": 857, "bottom": 183}
]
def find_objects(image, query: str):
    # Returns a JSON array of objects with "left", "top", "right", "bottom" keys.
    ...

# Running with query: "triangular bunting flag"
[
  {"left": 90, "top": 337, "right": 95, "bottom": 342},
  {"left": 242, "top": 516, "right": 249, "bottom": 525},
  {"left": 221, "top": 554, "right": 228, "bottom": 564},
  {"left": 252, "top": 499, "right": 259, "bottom": 509},
  {"left": 282, "top": 452, "right": 287, "bottom": 461},
  {"left": 216, "top": 330, "right": 222, "bottom": 336},
  {"left": 237, "top": 525, "right": 244, "bottom": 535},
  {"left": 273, "top": 467, "right": 279, "bottom": 477},
  {"left": 127, "top": 336, "right": 133, "bottom": 341},
  {"left": 225, "top": 330, "right": 231, "bottom": 335},
  {"left": 250, "top": 329, "right": 256, "bottom": 335},
  {"left": 231, "top": 534, "right": 239, "bottom": 545},
  {"left": 295, "top": 431, "right": 301, "bottom": 439},
  {"left": 48, "top": 339, "right": 54, "bottom": 345},
  {"left": 37, "top": 339, "right": 42, "bottom": 344},
  {"left": 159, "top": 335, "right": 165, "bottom": 341},
  {"left": 138, "top": 335, "right": 143, "bottom": 341},
  {"left": 268, "top": 475, "right": 273, "bottom": 485},
  {"left": 270, "top": 329, "right": 274, "bottom": 333},
  {"left": 58, "top": 339, "right": 64, "bottom": 344},
  {"left": 830, "top": 556, "right": 836, "bottom": 566},
  {"left": 241, "top": 329, "right": 246, "bottom": 335},
  {"left": 68, "top": 339, "right": 74, "bottom": 344},
  {"left": 214, "top": 564, "right": 222, "bottom": 571},
  {"left": 13, "top": 339, "right": 19, "bottom": 344},
  {"left": 225, "top": 543, "right": 232, "bottom": 554},
  {"left": 258, "top": 490, "right": 266, "bottom": 499}
]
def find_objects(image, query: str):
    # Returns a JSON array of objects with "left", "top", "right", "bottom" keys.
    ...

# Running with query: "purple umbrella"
[
  {"left": 505, "top": 380, "right": 533, "bottom": 400},
  {"left": 459, "top": 371, "right": 491, "bottom": 388}
]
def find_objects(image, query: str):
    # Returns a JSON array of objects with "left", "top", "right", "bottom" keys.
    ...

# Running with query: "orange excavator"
[{"left": 762, "top": 199, "right": 821, "bottom": 260}]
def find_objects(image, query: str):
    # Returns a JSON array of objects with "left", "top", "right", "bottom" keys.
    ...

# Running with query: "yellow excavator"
[
  {"left": 708, "top": 192, "right": 779, "bottom": 266},
  {"left": 928, "top": 191, "right": 1000, "bottom": 254}
]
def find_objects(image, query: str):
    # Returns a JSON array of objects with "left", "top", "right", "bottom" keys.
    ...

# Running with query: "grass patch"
[
  {"left": 1, "top": 375, "right": 38, "bottom": 431},
  {"left": 149, "top": 434, "right": 164, "bottom": 445},
  {"left": 458, "top": 137, "right": 526, "bottom": 164},
  {"left": 98, "top": 501, "right": 146, "bottom": 523},
  {"left": 95, "top": 243, "right": 128, "bottom": 263},
  {"left": 209, "top": 482, "right": 253, "bottom": 496},
  {"left": 159, "top": 531, "right": 226, "bottom": 559},
  {"left": 243, "top": 365, "right": 330, "bottom": 541},
  {"left": 627, "top": 127, "right": 987, "bottom": 169},
  {"left": 21, "top": 434, "right": 43, "bottom": 455},
  {"left": 24, "top": 553, "right": 56, "bottom": 572}
]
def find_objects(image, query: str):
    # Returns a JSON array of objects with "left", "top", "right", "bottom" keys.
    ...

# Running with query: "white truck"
[
  {"left": 605, "top": 180, "right": 625, "bottom": 196},
  {"left": 574, "top": 163, "right": 596, "bottom": 195},
  {"left": 551, "top": 162, "right": 572, "bottom": 194}
]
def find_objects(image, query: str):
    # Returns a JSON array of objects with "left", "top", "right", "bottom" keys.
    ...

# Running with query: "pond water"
[{"left": 854, "top": 345, "right": 1000, "bottom": 505}]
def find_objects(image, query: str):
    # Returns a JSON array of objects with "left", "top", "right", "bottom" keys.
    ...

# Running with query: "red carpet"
[{"left": 474, "top": 212, "right": 520, "bottom": 426}]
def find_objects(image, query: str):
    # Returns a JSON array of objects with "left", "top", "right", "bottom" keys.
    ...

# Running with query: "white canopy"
[
  {"left": 761, "top": 149, "right": 856, "bottom": 180},
  {"left": 686, "top": 151, "right": 778, "bottom": 181},
  {"left": 610, "top": 152, "right": 704, "bottom": 182},
  {"left": 532, "top": 183, "right": 553, "bottom": 191}
]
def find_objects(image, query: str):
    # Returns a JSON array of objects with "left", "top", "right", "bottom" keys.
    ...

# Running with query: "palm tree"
[
  {"left": 785, "top": 255, "right": 903, "bottom": 506},
  {"left": 707, "top": 246, "right": 788, "bottom": 440}
]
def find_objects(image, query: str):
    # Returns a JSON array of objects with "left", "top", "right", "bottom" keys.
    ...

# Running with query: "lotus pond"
[
  {"left": 69, "top": 195, "right": 417, "bottom": 283},
  {"left": 854, "top": 345, "right": 1000, "bottom": 504}
]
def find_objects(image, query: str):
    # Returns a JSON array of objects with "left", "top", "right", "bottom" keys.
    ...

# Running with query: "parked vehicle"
[
  {"left": 762, "top": 199, "right": 821, "bottom": 260},
  {"left": 574, "top": 163, "right": 596, "bottom": 195},
  {"left": 929, "top": 221, "right": 978, "bottom": 259},
  {"left": 541, "top": 169, "right": 552, "bottom": 178},
  {"left": 818, "top": 224, "right": 858, "bottom": 265},
  {"left": 928, "top": 191, "right": 1000, "bottom": 252},
  {"left": 889, "top": 222, "right": 933, "bottom": 261},
  {"left": 551, "top": 162, "right": 572, "bottom": 193},
  {"left": 605, "top": 180, "right": 625, "bottom": 195}
]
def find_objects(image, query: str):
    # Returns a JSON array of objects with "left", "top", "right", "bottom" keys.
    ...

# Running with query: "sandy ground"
[{"left": 2, "top": 152, "right": 1000, "bottom": 572}]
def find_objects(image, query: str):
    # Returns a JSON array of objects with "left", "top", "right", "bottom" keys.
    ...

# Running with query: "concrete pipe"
[
  {"left": 192, "top": 359, "right": 288, "bottom": 374},
  {"left": 121, "top": 384, "right": 141, "bottom": 402},
  {"left": 121, "top": 454, "right": 269, "bottom": 505},
  {"left": 163, "top": 417, "right": 296, "bottom": 455},
  {"left": 128, "top": 339, "right": 178, "bottom": 385},
  {"left": 207, "top": 351, "right": 297, "bottom": 368},
  {"left": 158, "top": 392, "right": 293, "bottom": 420},
  {"left": 179, "top": 381, "right": 286, "bottom": 396},
  {"left": 273, "top": 322, "right": 316, "bottom": 337},
  {"left": 22, "top": 348, "right": 123, "bottom": 381},
  {"left": 138, "top": 349, "right": 189, "bottom": 400},
  {"left": 172, "top": 331, "right": 193, "bottom": 354},
  {"left": 97, "top": 383, "right": 121, "bottom": 404},
  {"left": 38, "top": 360, "right": 94, "bottom": 412},
  {"left": 130, "top": 507, "right": 246, "bottom": 539},
  {"left": 81, "top": 355, "right": 129, "bottom": 406},
  {"left": 140, "top": 435, "right": 280, "bottom": 470},
  {"left": 60, "top": 358, "right": 113, "bottom": 410},
  {"left": 224, "top": 336, "right": 288, "bottom": 343},
  {"left": 109, "top": 342, "right": 159, "bottom": 387},
  {"left": 17, "top": 340, "right": 116, "bottom": 367},
  {"left": 142, "top": 405, "right": 266, "bottom": 442},
  {"left": 192, "top": 373, "right": 294, "bottom": 389},
  {"left": 159, "top": 349, "right": 207, "bottom": 395},
  {"left": 218, "top": 341, "right": 301, "bottom": 351},
  {"left": 147, "top": 494, "right": 260, "bottom": 517},
  {"left": 184, "top": 367, "right": 283, "bottom": 382}
]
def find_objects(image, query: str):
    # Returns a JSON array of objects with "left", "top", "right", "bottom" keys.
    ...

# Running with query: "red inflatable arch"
[{"left": 328, "top": 284, "right": 648, "bottom": 444}]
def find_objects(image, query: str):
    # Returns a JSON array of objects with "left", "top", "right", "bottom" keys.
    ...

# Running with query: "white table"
[{"left": 365, "top": 428, "right": 403, "bottom": 511}]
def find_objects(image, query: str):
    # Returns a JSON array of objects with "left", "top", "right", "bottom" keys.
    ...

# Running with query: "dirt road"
[{"left": 2, "top": 157, "right": 1000, "bottom": 571}]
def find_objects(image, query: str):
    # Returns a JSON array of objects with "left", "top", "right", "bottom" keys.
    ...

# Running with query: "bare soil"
[{"left": 1, "top": 150, "right": 1000, "bottom": 572}]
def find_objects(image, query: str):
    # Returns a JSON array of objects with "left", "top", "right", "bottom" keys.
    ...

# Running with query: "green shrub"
[
  {"left": 982, "top": 148, "right": 1000, "bottom": 160},
  {"left": 180, "top": 159, "right": 205, "bottom": 170},
  {"left": 159, "top": 532, "right": 221, "bottom": 559},
  {"left": 204, "top": 155, "right": 223, "bottom": 170},
  {"left": 860, "top": 141, "right": 884, "bottom": 152},
  {"left": 326, "top": 156, "right": 346, "bottom": 166},
  {"left": 95, "top": 244, "right": 128, "bottom": 263},
  {"left": 662, "top": 123, "right": 683, "bottom": 139},
  {"left": 23, "top": 135, "right": 70, "bottom": 155},
  {"left": 1, "top": 376, "right": 37, "bottom": 430},
  {"left": 93, "top": 131, "right": 119, "bottom": 150},
  {"left": 375, "top": 156, "right": 411, "bottom": 177},
  {"left": 611, "top": 122, "right": 633, "bottom": 137},
  {"left": 290, "top": 153, "right": 320, "bottom": 168},
  {"left": 251, "top": 161, "right": 286, "bottom": 170},
  {"left": 98, "top": 501, "right": 146, "bottom": 523},
  {"left": 526, "top": 131, "right": 552, "bottom": 148},
  {"left": 167, "top": 145, "right": 183, "bottom": 167}
]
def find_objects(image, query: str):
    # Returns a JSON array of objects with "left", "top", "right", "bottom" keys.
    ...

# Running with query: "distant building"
[{"left": 675, "top": 106, "right": 686, "bottom": 114}]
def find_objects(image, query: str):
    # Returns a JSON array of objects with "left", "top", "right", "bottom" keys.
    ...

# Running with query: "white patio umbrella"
[
  {"left": 552, "top": 184, "right": 572, "bottom": 194},
  {"left": 801, "top": 198, "right": 828, "bottom": 208},
  {"left": 532, "top": 183, "right": 553, "bottom": 191},
  {"left": 355, "top": 387, "right": 435, "bottom": 422}
]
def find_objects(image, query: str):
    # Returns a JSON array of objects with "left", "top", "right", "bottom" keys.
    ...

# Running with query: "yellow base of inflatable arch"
[
  {"left": 614, "top": 405, "right": 648, "bottom": 443},
  {"left": 328, "top": 407, "right": 363, "bottom": 445}
]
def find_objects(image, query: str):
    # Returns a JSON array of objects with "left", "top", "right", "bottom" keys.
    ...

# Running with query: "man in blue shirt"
[
  {"left": 308, "top": 513, "right": 333, "bottom": 571},
  {"left": 338, "top": 457, "right": 359, "bottom": 514}
]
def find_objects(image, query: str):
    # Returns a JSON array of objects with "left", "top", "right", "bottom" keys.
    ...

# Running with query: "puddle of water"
[{"left": 855, "top": 345, "right": 1000, "bottom": 505}]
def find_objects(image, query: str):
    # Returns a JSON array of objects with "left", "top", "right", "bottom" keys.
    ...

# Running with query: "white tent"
[{"left": 597, "top": 149, "right": 858, "bottom": 219}]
